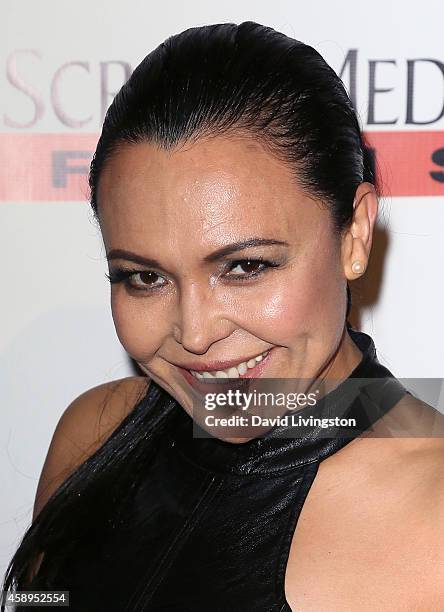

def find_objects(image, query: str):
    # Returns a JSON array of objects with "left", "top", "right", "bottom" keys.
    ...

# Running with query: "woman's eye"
[
  {"left": 130, "top": 271, "right": 166, "bottom": 289},
  {"left": 225, "top": 259, "right": 267, "bottom": 278},
  {"left": 105, "top": 268, "right": 167, "bottom": 292},
  {"left": 106, "top": 258, "right": 280, "bottom": 291}
]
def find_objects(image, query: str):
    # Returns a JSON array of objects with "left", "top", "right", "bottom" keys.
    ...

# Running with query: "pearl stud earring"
[{"left": 351, "top": 261, "right": 365, "bottom": 274}]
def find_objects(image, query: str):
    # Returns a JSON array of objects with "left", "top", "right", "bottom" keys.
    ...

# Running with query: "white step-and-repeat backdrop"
[{"left": 1, "top": 0, "right": 443, "bottom": 580}]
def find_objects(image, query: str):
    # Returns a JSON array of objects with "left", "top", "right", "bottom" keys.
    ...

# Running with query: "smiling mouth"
[
  {"left": 175, "top": 349, "right": 274, "bottom": 393},
  {"left": 189, "top": 349, "right": 270, "bottom": 380}
]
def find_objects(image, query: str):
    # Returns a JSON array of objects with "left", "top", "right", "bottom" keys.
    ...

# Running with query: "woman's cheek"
[
  {"left": 229, "top": 266, "right": 343, "bottom": 345},
  {"left": 227, "top": 282, "right": 307, "bottom": 341},
  {"left": 262, "top": 286, "right": 311, "bottom": 339},
  {"left": 110, "top": 291, "right": 168, "bottom": 360}
]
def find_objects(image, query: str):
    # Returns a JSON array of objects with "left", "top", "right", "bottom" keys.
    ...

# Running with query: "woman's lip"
[
  {"left": 176, "top": 348, "right": 274, "bottom": 391},
  {"left": 174, "top": 350, "right": 271, "bottom": 373}
]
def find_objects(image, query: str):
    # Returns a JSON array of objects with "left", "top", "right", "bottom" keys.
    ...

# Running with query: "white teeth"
[
  {"left": 191, "top": 371, "right": 203, "bottom": 378},
  {"left": 215, "top": 370, "right": 229, "bottom": 378},
  {"left": 189, "top": 349, "right": 270, "bottom": 380},
  {"left": 237, "top": 362, "right": 248, "bottom": 375}
]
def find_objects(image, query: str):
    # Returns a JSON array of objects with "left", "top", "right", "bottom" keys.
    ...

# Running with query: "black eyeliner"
[
  {"left": 105, "top": 267, "right": 143, "bottom": 284},
  {"left": 104, "top": 258, "right": 283, "bottom": 292}
]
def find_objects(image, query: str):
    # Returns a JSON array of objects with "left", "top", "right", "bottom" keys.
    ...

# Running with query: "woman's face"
[{"left": 98, "top": 135, "right": 367, "bottom": 432}]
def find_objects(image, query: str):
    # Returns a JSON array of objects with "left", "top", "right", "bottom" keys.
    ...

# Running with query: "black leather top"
[{"left": 27, "top": 328, "right": 409, "bottom": 612}]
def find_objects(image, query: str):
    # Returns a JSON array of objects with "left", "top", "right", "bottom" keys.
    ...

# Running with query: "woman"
[{"left": 3, "top": 21, "right": 444, "bottom": 611}]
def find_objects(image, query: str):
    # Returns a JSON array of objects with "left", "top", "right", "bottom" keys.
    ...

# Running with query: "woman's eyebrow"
[
  {"left": 106, "top": 238, "right": 289, "bottom": 268},
  {"left": 106, "top": 250, "right": 162, "bottom": 268},
  {"left": 202, "top": 238, "right": 290, "bottom": 263}
]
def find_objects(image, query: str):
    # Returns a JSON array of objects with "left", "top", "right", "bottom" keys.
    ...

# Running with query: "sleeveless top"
[{"left": 26, "top": 328, "right": 410, "bottom": 612}]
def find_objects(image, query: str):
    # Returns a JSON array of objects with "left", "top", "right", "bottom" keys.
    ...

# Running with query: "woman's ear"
[{"left": 341, "top": 182, "right": 378, "bottom": 280}]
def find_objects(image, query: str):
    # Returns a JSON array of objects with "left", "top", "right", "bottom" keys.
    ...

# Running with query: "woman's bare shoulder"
[
  {"left": 33, "top": 375, "right": 150, "bottom": 520},
  {"left": 61, "top": 375, "right": 150, "bottom": 445}
]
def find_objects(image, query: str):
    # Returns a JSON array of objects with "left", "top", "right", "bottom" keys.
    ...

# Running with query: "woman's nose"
[{"left": 172, "top": 282, "right": 231, "bottom": 354}]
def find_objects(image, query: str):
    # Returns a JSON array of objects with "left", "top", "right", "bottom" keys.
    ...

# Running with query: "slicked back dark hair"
[{"left": 90, "top": 21, "right": 376, "bottom": 233}]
